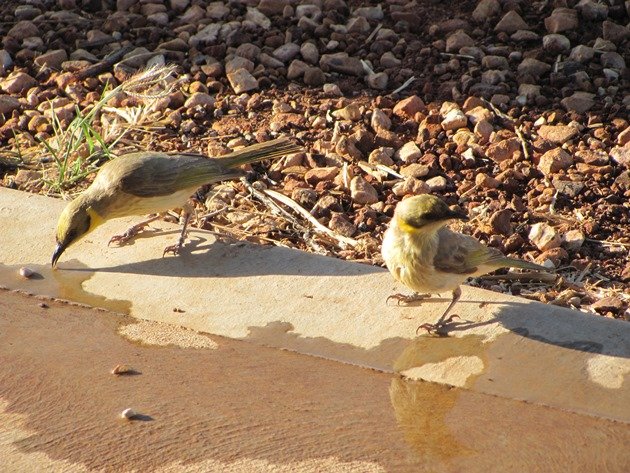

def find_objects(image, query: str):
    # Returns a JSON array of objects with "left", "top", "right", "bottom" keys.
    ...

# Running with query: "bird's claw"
[
  {"left": 386, "top": 293, "right": 430, "bottom": 306},
  {"left": 108, "top": 231, "right": 136, "bottom": 246},
  {"left": 416, "top": 314, "right": 460, "bottom": 336},
  {"left": 162, "top": 244, "right": 182, "bottom": 257}
]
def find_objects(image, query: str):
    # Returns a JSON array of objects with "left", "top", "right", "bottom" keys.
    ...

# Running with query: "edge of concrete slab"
[{"left": 1, "top": 187, "right": 629, "bottom": 424}]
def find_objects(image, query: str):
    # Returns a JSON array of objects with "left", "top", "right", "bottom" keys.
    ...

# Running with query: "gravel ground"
[{"left": 0, "top": 0, "right": 628, "bottom": 320}]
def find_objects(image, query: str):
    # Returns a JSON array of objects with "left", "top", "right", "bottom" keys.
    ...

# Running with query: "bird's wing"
[
  {"left": 433, "top": 227, "right": 505, "bottom": 274},
  {"left": 99, "top": 152, "right": 240, "bottom": 197}
]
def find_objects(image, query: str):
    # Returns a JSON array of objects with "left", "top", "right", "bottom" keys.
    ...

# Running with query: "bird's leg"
[
  {"left": 162, "top": 206, "right": 192, "bottom": 257},
  {"left": 386, "top": 292, "right": 432, "bottom": 306},
  {"left": 417, "top": 286, "right": 462, "bottom": 335},
  {"left": 108, "top": 214, "right": 163, "bottom": 246}
]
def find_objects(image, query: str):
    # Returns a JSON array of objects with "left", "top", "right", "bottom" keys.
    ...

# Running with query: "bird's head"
[
  {"left": 394, "top": 194, "right": 468, "bottom": 232},
  {"left": 52, "top": 198, "right": 101, "bottom": 267}
]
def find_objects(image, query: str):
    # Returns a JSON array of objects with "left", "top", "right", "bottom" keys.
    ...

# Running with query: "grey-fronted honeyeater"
[
  {"left": 382, "top": 194, "right": 549, "bottom": 334},
  {"left": 53, "top": 137, "right": 302, "bottom": 266}
]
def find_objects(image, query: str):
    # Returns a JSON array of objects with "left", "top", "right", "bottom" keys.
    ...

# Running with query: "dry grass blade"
[{"left": 262, "top": 189, "right": 359, "bottom": 249}]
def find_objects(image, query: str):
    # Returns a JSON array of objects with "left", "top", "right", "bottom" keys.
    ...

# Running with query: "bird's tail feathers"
[
  {"left": 221, "top": 137, "right": 302, "bottom": 168},
  {"left": 497, "top": 257, "right": 550, "bottom": 272}
]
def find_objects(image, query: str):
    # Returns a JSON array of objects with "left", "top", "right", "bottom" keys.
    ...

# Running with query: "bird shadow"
[{"left": 64, "top": 233, "right": 381, "bottom": 279}]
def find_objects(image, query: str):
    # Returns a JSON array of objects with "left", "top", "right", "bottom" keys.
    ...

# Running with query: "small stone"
[
  {"left": 569, "top": 45, "right": 595, "bottom": 63},
  {"left": 511, "top": 30, "right": 540, "bottom": 42},
  {"left": 225, "top": 56, "right": 254, "bottom": 74},
  {"left": 601, "top": 52, "right": 625, "bottom": 70},
  {"left": 34, "top": 49, "right": 68, "bottom": 70},
  {"left": 610, "top": 146, "right": 630, "bottom": 168},
  {"left": 245, "top": 7, "right": 271, "bottom": 29},
  {"left": 0, "top": 72, "right": 36, "bottom": 94},
  {"left": 300, "top": 42, "right": 319, "bottom": 64},
  {"left": 170, "top": 0, "right": 190, "bottom": 12},
  {"left": 353, "top": 5, "right": 383, "bottom": 20},
  {"left": 446, "top": 30, "right": 474, "bottom": 53},
  {"left": 602, "top": 21, "right": 630, "bottom": 43},
  {"left": 19, "top": 267, "right": 35, "bottom": 279},
  {"left": 481, "top": 55, "right": 509, "bottom": 70},
  {"left": 380, "top": 51, "right": 401, "bottom": 68},
  {"left": 320, "top": 52, "right": 364, "bottom": 76},
  {"left": 396, "top": 142, "right": 422, "bottom": 163},
  {"left": 425, "top": 176, "right": 448, "bottom": 192},
  {"left": 0, "top": 96, "right": 21, "bottom": 114},
  {"left": 393, "top": 95, "right": 425, "bottom": 118},
  {"left": 474, "top": 119, "right": 493, "bottom": 142},
  {"left": 561, "top": 91, "right": 595, "bottom": 113},
  {"left": 350, "top": 176, "right": 379, "bottom": 204},
  {"left": 368, "top": 147, "right": 395, "bottom": 166},
  {"left": 542, "top": 34, "right": 570, "bottom": 54},
  {"left": 332, "top": 103, "right": 361, "bottom": 121},
  {"left": 577, "top": 0, "right": 609, "bottom": 21},
  {"left": 7, "top": 20, "right": 38, "bottom": 40},
  {"left": 538, "top": 125, "right": 578, "bottom": 144},
  {"left": 538, "top": 148, "right": 573, "bottom": 175},
  {"left": 489, "top": 209, "right": 513, "bottom": 236},
  {"left": 323, "top": 83, "right": 342, "bottom": 96},
  {"left": 184, "top": 92, "right": 215, "bottom": 108},
  {"left": 305, "top": 167, "right": 339, "bottom": 185},
  {"left": 14, "top": 169, "right": 41, "bottom": 185},
  {"left": 303, "top": 67, "right": 325, "bottom": 86},
  {"left": 400, "top": 163, "right": 430, "bottom": 178},
  {"left": 227, "top": 69, "right": 258, "bottom": 94},
  {"left": 329, "top": 213, "right": 357, "bottom": 237},
  {"left": 591, "top": 297, "right": 625, "bottom": 314},
  {"left": 538, "top": 247, "right": 568, "bottom": 267},
  {"left": 486, "top": 137, "right": 520, "bottom": 162},
  {"left": 258, "top": 0, "right": 288, "bottom": 16},
  {"left": 287, "top": 59, "right": 309, "bottom": 80},
  {"left": 111, "top": 364, "right": 133, "bottom": 375},
  {"left": 562, "top": 229, "right": 585, "bottom": 251},
  {"left": 618, "top": 127, "right": 630, "bottom": 147},
  {"left": 291, "top": 188, "right": 317, "bottom": 208},
  {"left": 518, "top": 58, "right": 551, "bottom": 79},
  {"left": 494, "top": 11, "right": 529, "bottom": 34},
  {"left": 475, "top": 172, "right": 500, "bottom": 189},
  {"left": 366, "top": 72, "right": 388, "bottom": 90},
  {"left": 544, "top": 8, "right": 578, "bottom": 33},
  {"left": 593, "top": 37, "right": 616, "bottom": 52},
  {"left": 347, "top": 16, "right": 370, "bottom": 33},
  {"left": 441, "top": 108, "right": 468, "bottom": 131},
  {"left": 272, "top": 43, "right": 301, "bottom": 63},
  {"left": 472, "top": 0, "right": 501, "bottom": 23},
  {"left": 121, "top": 408, "right": 137, "bottom": 420},
  {"left": 392, "top": 177, "right": 431, "bottom": 197},
  {"left": 529, "top": 222, "right": 561, "bottom": 251},
  {"left": 371, "top": 108, "right": 391, "bottom": 131}
]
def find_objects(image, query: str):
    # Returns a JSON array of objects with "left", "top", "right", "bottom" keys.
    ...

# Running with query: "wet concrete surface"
[{"left": 1, "top": 290, "right": 629, "bottom": 473}]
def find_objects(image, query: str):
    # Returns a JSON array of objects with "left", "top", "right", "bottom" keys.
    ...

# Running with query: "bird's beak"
[
  {"left": 447, "top": 208, "right": 469, "bottom": 221},
  {"left": 51, "top": 243, "right": 65, "bottom": 268}
]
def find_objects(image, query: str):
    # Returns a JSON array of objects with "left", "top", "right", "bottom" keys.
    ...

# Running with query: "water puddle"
[{"left": 0, "top": 261, "right": 131, "bottom": 314}]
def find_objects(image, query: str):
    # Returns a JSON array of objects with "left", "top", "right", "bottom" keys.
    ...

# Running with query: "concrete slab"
[
  {"left": 2, "top": 290, "right": 629, "bottom": 472},
  {"left": 1, "top": 188, "right": 629, "bottom": 425}
]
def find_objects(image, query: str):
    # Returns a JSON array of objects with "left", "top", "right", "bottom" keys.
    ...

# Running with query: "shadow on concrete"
[{"left": 62, "top": 234, "right": 381, "bottom": 278}]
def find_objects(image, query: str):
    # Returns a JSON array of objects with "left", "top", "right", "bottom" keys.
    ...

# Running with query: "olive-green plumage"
[
  {"left": 382, "top": 194, "right": 549, "bottom": 333},
  {"left": 53, "top": 137, "right": 302, "bottom": 266}
]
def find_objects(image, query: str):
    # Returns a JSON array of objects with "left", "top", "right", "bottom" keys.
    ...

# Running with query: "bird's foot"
[
  {"left": 386, "top": 292, "right": 431, "bottom": 306},
  {"left": 162, "top": 242, "right": 184, "bottom": 257},
  {"left": 108, "top": 225, "right": 146, "bottom": 246},
  {"left": 416, "top": 315, "right": 460, "bottom": 336}
]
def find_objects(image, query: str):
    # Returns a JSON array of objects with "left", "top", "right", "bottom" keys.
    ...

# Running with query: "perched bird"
[
  {"left": 382, "top": 194, "right": 549, "bottom": 334},
  {"left": 52, "top": 137, "right": 302, "bottom": 267}
]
